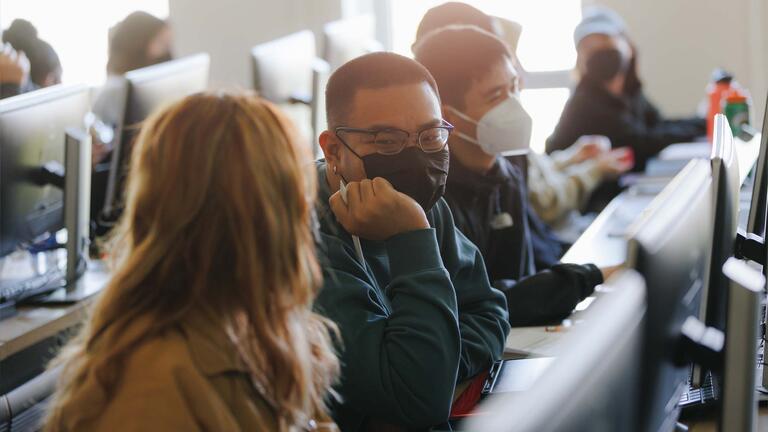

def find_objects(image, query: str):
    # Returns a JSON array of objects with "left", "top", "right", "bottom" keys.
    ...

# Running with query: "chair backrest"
[
  {"left": 251, "top": 30, "right": 316, "bottom": 103},
  {"left": 310, "top": 59, "right": 331, "bottom": 157},
  {"left": 3, "top": 366, "right": 60, "bottom": 432},
  {"left": 1, "top": 394, "right": 10, "bottom": 432},
  {"left": 322, "top": 15, "right": 383, "bottom": 71}
]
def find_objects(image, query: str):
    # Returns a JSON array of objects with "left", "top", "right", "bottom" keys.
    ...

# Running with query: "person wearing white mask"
[
  {"left": 416, "top": 25, "right": 620, "bottom": 326},
  {"left": 412, "top": 2, "right": 633, "bottom": 226}
]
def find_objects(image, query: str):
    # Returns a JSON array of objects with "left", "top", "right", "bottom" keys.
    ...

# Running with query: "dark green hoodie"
[{"left": 313, "top": 160, "right": 510, "bottom": 431}]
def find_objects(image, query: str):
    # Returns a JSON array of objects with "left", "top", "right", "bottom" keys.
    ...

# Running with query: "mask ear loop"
[
  {"left": 447, "top": 106, "right": 479, "bottom": 125},
  {"left": 446, "top": 106, "right": 482, "bottom": 146},
  {"left": 337, "top": 172, "right": 366, "bottom": 265}
]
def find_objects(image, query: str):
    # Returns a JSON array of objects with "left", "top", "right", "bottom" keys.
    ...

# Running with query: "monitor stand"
[
  {"left": 26, "top": 129, "right": 93, "bottom": 307},
  {"left": 64, "top": 127, "right": 91, "bottom": 283}
]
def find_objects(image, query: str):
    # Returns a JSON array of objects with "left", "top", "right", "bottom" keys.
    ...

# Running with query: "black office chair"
[{"left": 1, "top": 366, "right": 60, "bottom": 432}]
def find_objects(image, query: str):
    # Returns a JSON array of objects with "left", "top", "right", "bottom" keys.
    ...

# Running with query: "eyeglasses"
[{"left": 334, "top": 121, "right": 454, "bottom": 156}]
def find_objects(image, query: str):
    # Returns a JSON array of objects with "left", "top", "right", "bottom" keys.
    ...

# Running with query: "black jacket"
[
  {"left": 546, "top": 80, "right": 705, "bottom": 171},
  {"left": 0, "top": 83, "right": 21, "bottom": 99},
  {"left": 444, "top": 155, "right": 603, "bottom": 327},
  {"left": 0, "top": 81, "right": 39, "bottom": 100}
]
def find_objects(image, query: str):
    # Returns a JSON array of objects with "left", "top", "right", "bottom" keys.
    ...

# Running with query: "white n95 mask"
[{"left": 449, "top": 95, "right": 532, "bottom": 156}]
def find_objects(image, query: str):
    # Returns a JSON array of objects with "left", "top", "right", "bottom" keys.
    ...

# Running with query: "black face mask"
[
  {"left": 585, "top": 48, "right": 626, "bottom": 85},
  {"left": 623, "top": 54, "right": 642, "bottom": 95},
  {"left": 357, "top": 147, "right": 450, "bottom": 212}
]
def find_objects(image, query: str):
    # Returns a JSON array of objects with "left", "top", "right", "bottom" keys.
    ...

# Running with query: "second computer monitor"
[
  {"left": 464, "top": 270, "right": 647, "bottom": 432},
  {"left": 626, "top": 159, "right": 714, "bottom": 432},
  {"left": 746, "top": 93, "right": 768, "bottom": 240},
  {"left": 719, "top": 258, "right": 763, "bottom": 432},
  {"left": 0, "top": 84, "right": 91, "bottom": 257},
  {"left": 101, "top": 53, "right": 210, "bottom": 219},
  {"left": 704, "top": 114, "right": 740, "bottom": 332}
]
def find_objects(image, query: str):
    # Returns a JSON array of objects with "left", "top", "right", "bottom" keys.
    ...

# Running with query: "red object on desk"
[
  {"left": 707, "top": 81, "right": 731, "bottom": 140},
  {"left": 609, "top": 146, "right": 635, "bottom": 171},
  {"left": 449, "top": 370, "right": 489, "bottom": 418}
]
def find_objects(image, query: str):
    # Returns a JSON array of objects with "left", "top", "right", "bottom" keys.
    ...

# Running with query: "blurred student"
[
  {"left": 45, "top": 93, "right": 340, "bottom": 431},
  {"left": 107, "top": 11, "right": 173, "bottom": 75},
  {"left": 315, "top": 52, "right": 509, "bottom": 430},
  {"left": 414, "top": 2, "right": 526, "bottom": 86},
  {"left": 89, "top": 11, "right": 174, "bottom": 228},
  {"left": 413, "top": 1, "right": 630, "bottom": 226},
  {"left": 1, "top": 19, "right": 61, "bottom": 98},
  {"left": 416, "top": 25, "right": 614, "bottom": 327},
  {"left": 546, "top": 6, "right": 705, "bottom": 170},
  {"left": 0, "top": 43, "right": 30, "bottom": 99}
]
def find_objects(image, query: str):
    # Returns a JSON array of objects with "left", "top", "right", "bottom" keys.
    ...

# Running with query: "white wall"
[
  {"left": 169, "top": 0, "right": 768, "bottom": 124},
  {"left": 169, "top": 0, "right": 343, "bottom": 88},
  {"left": 589, "top": 0, "right": 768, "bottom": 122}
]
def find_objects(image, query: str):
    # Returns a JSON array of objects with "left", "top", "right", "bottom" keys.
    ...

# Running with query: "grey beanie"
[{"left": 573, "top": 6, "right": 626, "bottom": 47}]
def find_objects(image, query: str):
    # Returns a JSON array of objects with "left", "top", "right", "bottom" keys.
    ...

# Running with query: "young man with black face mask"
[
  {"left": 415, "top": 25, "right": 616, "bottom": 328},
  {"left": 546, "top": 6, "right": 705, "bottom": 171},
  {"left": 313, "top": 52, "right": 510, "bottom": 432}
]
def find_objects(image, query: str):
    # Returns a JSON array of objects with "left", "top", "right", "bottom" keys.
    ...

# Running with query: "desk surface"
[
  {"left": 561, "top": 134, "right": 761, "bottom": 268},
  {"left": 508, "top": 135, "right": 765, "bottom": 428},
  {"left": 560, "top": 191, "right": 655, "bottom": 267},
  {"left": 0, "top": 263, "right": 108, "bottom": 361}
]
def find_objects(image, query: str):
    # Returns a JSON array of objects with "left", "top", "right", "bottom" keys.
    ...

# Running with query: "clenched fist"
[{"left": 329, "top": 177, "right": 429, "bottom": 241}]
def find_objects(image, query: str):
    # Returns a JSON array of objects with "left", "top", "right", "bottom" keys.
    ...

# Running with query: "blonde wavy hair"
[{"left": 45, "top": 92, "right": 339, "bottom": 429}]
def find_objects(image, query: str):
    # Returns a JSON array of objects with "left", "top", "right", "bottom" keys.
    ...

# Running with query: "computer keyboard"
[
  {"left": 0, "top": 268, "right": 66, "bottom": 305},
  {"left": 679, "top": 371, "right": 718, "bottom": 410}
]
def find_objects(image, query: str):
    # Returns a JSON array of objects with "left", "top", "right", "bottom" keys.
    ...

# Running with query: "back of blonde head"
[{"left": 45, "top": 92, "right": 339, "bottom": 430}]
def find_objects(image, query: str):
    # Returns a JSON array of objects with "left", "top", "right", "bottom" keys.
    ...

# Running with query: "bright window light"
[
  {"left": 520, "top": 87, "right": 570, "bottom": 154},
  {"left": 1, "top": 0, "right": 169, "bottom": 86}
]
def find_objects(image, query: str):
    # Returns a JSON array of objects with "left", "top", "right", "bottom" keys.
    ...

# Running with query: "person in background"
[
  {"left": 88, "top": 10, "right": 174, "bottom": 233},
  {"left": 107, "top": 11, "right": 173, "bottom": 75},
  {"left": 44, "top": 92, "right": 340, "bottom": 431},
  {"left": 546, "top": 6, "right": 706, "bottom": 172},
  {"left": 414, "top": 2, "right": 527, "bottom": 88},
  {"left": 315, "top": 52, "right": 509, "bottom": 431},
  {"left": 0, "top": 43, "right": 30, "bottom": 99},
  {"left": 415, "top": 25, "right": 616, "bottom": 327},
  {"left": 528, "top": 134, "right": 631, "bottom": 225},
  {"left": 1, "top": 18, "right": 61, "bottom": 97},
  {"left": 413, "top": 1, "right": 631, "bottom": 228}
]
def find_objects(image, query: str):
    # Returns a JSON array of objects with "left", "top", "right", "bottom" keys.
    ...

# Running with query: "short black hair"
[
  {"left": 2, "top": 19, "right": 61, "bottom": 86},
  {"left": 325, "top": 52, "right": 439, "bottom": 128},
  {"left": 108, "top": 11, "right": 169, "bottom": 75},
  {"left": 415, "top": 2, "right": 494, "bottom": 43},
  {"left": 414, "top": 25, "right": 511, "bottom": 110}
]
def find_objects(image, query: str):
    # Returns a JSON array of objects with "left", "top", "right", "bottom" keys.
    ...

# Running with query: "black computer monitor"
[
  {"left": 99, "top": 53, "right": 210, "bottom": 221},
  {"left": 463, "top": 269, "right": 647, "bottom": 432},
  {"left": 0, "top": 84, "right": 91, "bottom": 257},
  {"left": 626, "top": 159, "right": 714, "bottom": 432},
  {"left": 704, "top": 114, "right": 740, "bottom": 332},
  {"left": 719, "top": 257, "right": 763, "bottom": 431},
  {"left": 746, "top": 93, "right": 768, "bottom": 240}
]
